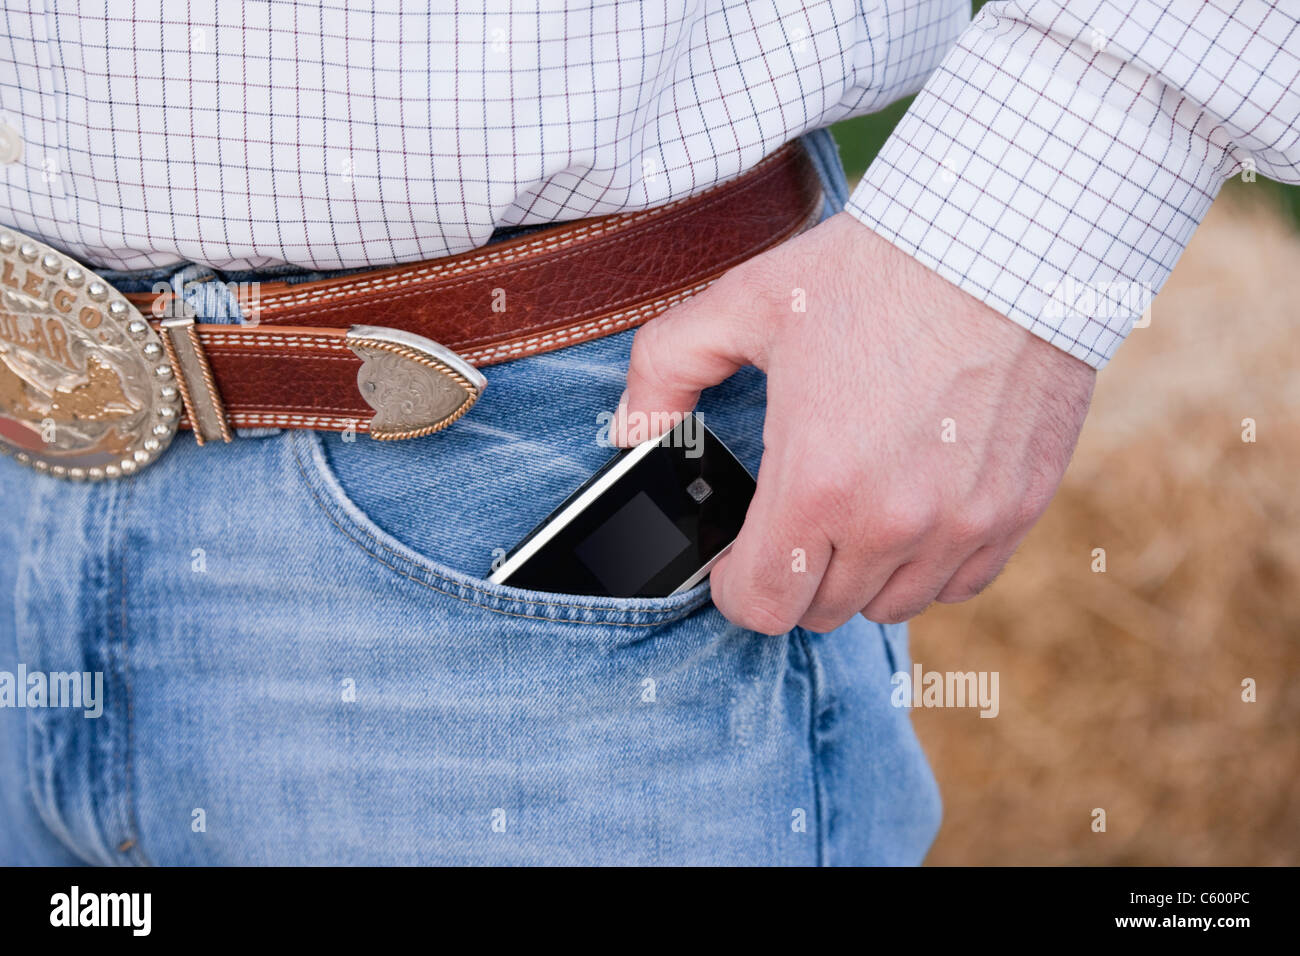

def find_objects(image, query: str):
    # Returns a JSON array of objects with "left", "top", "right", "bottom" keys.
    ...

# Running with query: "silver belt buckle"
[
  {"left": 0, "top": 229, "right": 181, "bottom": 480},
  {"left": 0, "top": 228, "right": 489, "bottom": 480}
]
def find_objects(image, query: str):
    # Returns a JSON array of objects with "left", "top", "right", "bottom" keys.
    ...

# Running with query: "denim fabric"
[{"left": 0, "top": 130, "right": 941, "bottom": 865}]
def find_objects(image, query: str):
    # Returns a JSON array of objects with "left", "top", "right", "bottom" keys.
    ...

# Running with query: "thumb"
[{"left": 613, "top": 282, "right": 762, "bottom": 446}]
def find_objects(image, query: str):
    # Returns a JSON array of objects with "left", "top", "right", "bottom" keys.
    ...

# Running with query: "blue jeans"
[{"left": 0, "top": 129, "right": 940, "bottom": 865}]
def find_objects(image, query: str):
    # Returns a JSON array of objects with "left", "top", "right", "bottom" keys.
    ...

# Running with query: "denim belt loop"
[
  {"left": 166, "top": 264, "right": 282, "bottom": 438},
  {"left": 169, "top": 263, "right": 244, "bottom": 325}
]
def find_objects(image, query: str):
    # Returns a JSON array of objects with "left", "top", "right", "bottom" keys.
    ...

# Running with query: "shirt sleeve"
[{"left": 845, "top": 0, "right": 1300, "bottom": 368}]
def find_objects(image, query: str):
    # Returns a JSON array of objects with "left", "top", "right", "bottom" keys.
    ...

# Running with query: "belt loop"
[
  {"left": 162, "top": 265, "right": 240, "bottom": 444},
  {"left": 159, "top": 315, "right": 234, "bottom": 446},
  {"left": 170, "top": 263, "right": 245, "bottom": 325}
]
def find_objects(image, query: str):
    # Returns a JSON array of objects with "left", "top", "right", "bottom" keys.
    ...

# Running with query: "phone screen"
[
  {"left": 575, "top": 491, "right": 692, "bottom": 595},
  {"left": 491, "top": 416, "right": 755, "bottom": 597}
]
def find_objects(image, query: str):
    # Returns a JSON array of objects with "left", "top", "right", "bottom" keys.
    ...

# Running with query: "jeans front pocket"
[{"left": 288, "top": 425, "right": 715, "bottom": 631}]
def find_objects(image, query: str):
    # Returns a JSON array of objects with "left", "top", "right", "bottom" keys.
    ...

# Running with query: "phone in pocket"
[{"left": 488, "top": 413, "right": 756, "bottom": 598}]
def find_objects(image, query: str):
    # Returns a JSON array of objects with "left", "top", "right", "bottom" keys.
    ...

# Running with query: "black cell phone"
[{"left": 487, "top": 413, "right": 756, "bottom": 598}]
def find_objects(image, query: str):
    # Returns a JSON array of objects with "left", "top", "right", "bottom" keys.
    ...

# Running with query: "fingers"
[
  {"left": 796, "top": 542, "right": 906, "bottom": 633},
  {"left": 613, "top": 281, "right": 762, "bottom": 445},
  {"left": 715, "top": 460, "right": 1026, "bottom": 630},
  {"left": 802, "top": 526, "right": 1021, "bottom": 631},
  {"left": 935, "top": 540, "right": 1018, "bottom": 604},
  {"left": 853, "top": 538, "right": 1019, "bottom": 626},
  {"left": 710, "top": 462, "right": 831, "bottom": 635},
  {"left": 860, "top": 559, "right": 956, "bottom": 625}
]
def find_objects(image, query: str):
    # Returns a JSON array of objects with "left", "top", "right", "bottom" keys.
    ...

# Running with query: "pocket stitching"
[
  {"left": 289, "top": 432, "right": 711, "bottom": 627},
  {"left": 794, "top": 628, "right": 827, "bottom": 866}
]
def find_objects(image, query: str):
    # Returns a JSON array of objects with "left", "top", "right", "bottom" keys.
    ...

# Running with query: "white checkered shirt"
[
  {"left": 1, "top": 2, "right": 1297, "bottom": 367},
  {"left": 851, "top": 1, "right": 1300, "bottom": 367}
]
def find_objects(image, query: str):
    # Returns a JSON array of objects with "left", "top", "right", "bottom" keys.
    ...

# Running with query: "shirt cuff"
[{"left": 845, "top": 20, "right": 1227, "bottom": 369}]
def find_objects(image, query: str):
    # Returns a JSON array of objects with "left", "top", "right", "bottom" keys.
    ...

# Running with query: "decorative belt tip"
[{"left": 345, "top": 325, "right": 486, "bottom": 441}]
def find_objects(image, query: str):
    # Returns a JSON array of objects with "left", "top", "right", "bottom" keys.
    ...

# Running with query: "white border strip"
[{"left": 487, "top": 437, "right": 662, "bottom": 586}]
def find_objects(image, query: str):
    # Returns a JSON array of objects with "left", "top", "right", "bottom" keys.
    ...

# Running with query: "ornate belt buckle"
[
  {"left": 0, "top": 229, "right": 181, "bottom": 480},
  {"left": 0, "top": 228, "right": 489, "bottom": 480}
]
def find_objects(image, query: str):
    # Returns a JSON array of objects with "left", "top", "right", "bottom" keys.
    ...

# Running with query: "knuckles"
[
  {"left": 865, "top": 494, "right": 1021, "bottom": 553},
  {"left": 866, "top": 497, "right": 938, "bottom": 549},
  {"left": 946, "top": 499, "right": 1001, "bottom": 547},
  {"left": 797, "top": 473, "right": 866, "bottom": 534},
  {"left": 1012, "top": 479, "right": 1057, "bottom": 531}
]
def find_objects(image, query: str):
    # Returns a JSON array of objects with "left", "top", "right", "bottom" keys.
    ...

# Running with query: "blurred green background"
[{"left": 829, "top": 0, "right": 1300, "bottom": 227}]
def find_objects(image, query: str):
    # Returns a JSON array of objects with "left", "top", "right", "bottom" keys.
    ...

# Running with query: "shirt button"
[{"left": 0, "top": 123, "right": 22, "bottom": 164}]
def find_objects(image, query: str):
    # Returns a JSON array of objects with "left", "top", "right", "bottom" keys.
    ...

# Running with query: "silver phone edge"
[
  {"left": 668, "top": 540, "right": 734, "bottom": 596},
  {"left": 486, "top": 435, "right": 661, "bottom": 586}
]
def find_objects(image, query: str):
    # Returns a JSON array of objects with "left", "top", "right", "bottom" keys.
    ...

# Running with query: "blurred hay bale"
[{"left": 912, "top": 191, "right": 1300, "bottom": 865}]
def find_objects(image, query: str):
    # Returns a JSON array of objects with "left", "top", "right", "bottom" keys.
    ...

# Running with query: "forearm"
[{"left": 846, "top": 0, "right": 1300, "bottom": 369}]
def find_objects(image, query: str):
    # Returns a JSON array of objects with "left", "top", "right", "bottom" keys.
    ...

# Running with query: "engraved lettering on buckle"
[
  {"left": 0, "top": 230, "right": 181, "bottom": 480},
  {"left": 345, "top": 326, "right": 486, "bottom": 440}
]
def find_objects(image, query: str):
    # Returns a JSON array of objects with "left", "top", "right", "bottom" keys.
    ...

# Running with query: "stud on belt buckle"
[
  {"left": 0, "top": 228, "right": 486, "bottom": 480},
  {"left": 0, "top": 229, "right": 183, "bottom": 480}
]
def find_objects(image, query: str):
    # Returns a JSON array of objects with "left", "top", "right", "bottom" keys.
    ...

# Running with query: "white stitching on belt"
[
  {"left": 204, "top": 182, "right": 817, "bottom": 371},
  {"left": 461, "top": 280, "right": 714, "bottom": 364},
  {"left": 204, "top": 280, "right": 714, "bottom": 368},
  {"left": 248, "top": 214, "right": 639, "bottom": 314},
  {"left": 230, "top": 412, "right": 366, "bottom": 429},
  {"left": 220, "top": 288, "right": 709, "bottom": 429},
  {"left": 245, "top": 145, "right": 792, "bottom": 315},
  {"left": 201, "top": 332, "right": 349, "bottom": 351}
]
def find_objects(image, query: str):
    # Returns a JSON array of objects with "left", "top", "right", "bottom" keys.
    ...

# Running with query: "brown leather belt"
[
  {"left": 0, "top": 141, "right": 819, "bottom": 481},
  {"left": 140, "top": 141, "right": 820, "bottom": 435}
]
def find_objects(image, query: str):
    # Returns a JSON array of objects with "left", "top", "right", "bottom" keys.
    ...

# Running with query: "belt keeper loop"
[{"left": 159, "top": 316, "right": 234, "bottom": 446}]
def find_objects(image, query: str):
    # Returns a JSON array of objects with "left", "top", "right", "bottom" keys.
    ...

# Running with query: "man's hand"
[{"left": 613, "top": 212, "right": 1096, "bottom": 634}]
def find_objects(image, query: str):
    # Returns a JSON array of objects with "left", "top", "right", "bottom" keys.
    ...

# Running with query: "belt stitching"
[
  {"left": 266, "top": 158, "right": 815, "bottom": 330},
  {"left": 247, "top": 144, "right": 801, "bottom": 314}
]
